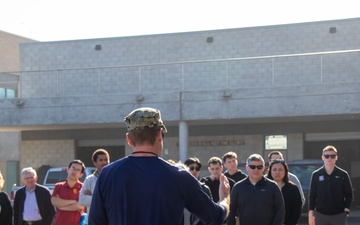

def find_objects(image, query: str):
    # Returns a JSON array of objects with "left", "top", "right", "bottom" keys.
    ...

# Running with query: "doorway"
[
  {"left": 76, "top": 146, "right": 125, "bottom": 167},
  {"left": 304, "top": 140, "right": 360, "bottom": 175}
]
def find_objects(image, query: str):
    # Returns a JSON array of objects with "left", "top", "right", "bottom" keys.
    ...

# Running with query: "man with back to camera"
[
  {"left": 267, "top": 151, "right": 305, "bottom": 207},
  {"left": 227, "top": 154, "right": 285, "bottom": 225},
  {"left": 51, "top": 160, "right": 86, "bottom": 225},
  {"left": 13, "top": 167, "right": 55, "bottom": 225},
  {"left": 308, "top": 145, "right": 353, "bottom": 225},
  {"left": 89, "top": 107, "right": 230, "bottom": 225},
  {"left": 222, "top": 151, "right": 247, "bottom": 183},
  {"left": 79, "top": 149, "right": 110, "bottom": 224}
]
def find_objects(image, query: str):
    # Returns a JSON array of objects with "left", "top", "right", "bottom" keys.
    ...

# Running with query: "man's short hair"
[
  {"left": 222, "top": 151, "right": 237, "bottom": 163},
  {"left": 208, "top": 157, "right": 222, "bottom": 167},
  {"left": 323, "top": 145, "right": 338, "bottom": 154},
  {"left": 127, "top": 127, "right": 162, "bottom": 147},
  {"left": 68, "top": 159, "right": 86, "bottom": 173},
  {"left": 267, "top": 151, "right": 284, "bottom": 161},
  {"left": 184, "top": 157, "right": 202, "bottom": 169},
  {"left": 247, "top": 154, "right": 265, "bottom": 165},
  {"left": 92, "top": 149, "right": 110, "bottom": 162},
  {"left": 124, "top": 107, "right": 167, "bottom": 146},
  {"left": 21, "top": 167, "right": 37, "bottom": 178}
]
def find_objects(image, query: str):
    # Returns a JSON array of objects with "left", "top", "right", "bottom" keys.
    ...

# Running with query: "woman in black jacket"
[
  {"left": 0, "top": 171, "right": 13, "bottom": 225},
  {"left": 267, "top": 160, "right": 302, "bottom": 225}
]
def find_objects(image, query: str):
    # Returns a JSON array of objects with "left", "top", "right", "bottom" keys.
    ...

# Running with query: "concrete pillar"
[{"left": 179, "top": 121, "right": 188, "bottom": 162}]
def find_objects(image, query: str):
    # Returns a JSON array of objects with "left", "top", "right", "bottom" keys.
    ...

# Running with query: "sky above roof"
[{"left": 0, "top": 0, "right": 359, "bottom": 42}]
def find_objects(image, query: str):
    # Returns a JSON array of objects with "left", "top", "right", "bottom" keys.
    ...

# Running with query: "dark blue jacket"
[{"left": 89, "top": 156, "right": 226, "bottom": 225}]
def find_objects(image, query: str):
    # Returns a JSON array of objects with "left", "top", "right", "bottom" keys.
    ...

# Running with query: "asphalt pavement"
[{"left": 297, "top": 205, "right": 360, "bottom": 225}]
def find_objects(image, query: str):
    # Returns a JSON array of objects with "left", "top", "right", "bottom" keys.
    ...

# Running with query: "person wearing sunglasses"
[
  {"left": 183, "top": 158, "right": 212, "bottom": 225},
  {"left": 184, "top": 158, "right": 202, "bottom": 179},
  {"left": 308, "top": 145, "right": 353, "bottom": 225},
  {"left": 267, "top": 160, "right": 302, "bottom": 225},
  {"left": 222, "top": 152, "right": 247, "bottom": 183},
  {"left": 227, "top": 154, "right": 285, "bottom": 225},
  {"left": 184, "top": 157, "right": 212, "bottom": 199}
]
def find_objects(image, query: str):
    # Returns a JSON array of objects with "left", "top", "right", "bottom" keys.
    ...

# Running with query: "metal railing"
[{"left": 2, "top": 49, "right": 360, "bottom": 98}]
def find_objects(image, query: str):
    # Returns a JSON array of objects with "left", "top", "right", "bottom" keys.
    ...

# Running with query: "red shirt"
[{"left": 52, "top": 180, "right": 83, "bottom": 225}]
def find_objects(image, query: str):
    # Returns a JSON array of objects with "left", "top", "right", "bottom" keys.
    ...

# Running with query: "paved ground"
[{"left": 298, "top": 205, "right": 360, "bottom": 225}]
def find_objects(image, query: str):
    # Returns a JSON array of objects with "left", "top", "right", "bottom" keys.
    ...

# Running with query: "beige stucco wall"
[
  {"left": 0, "top": 132, "right": 20, "bottom": 160},
  {"left": 286, "top": 133, "right": 304, "bottom": 160},
  {"left": 184, "top": 135, "right": 263, "bottom": 166},
  {"left": 20, "top": 140, "right": 75, "bottom": 170},
  {"left": 0, "top": 132, "right": 21, "bottom": 192},
  {"left": 125, "top": 133, "right": 304, "bottom": 167},
  {"left": 22, "top": 133, "right": 303, "bottom": 171},
  {"left": 0, "top": 31, "right": 34, "bottom": 72}
]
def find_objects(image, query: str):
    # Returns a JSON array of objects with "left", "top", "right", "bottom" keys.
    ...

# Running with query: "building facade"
[
  {"left": 0, "top": 18, "right": 359, "bottom": 190},
  {"left": 0, "top": 30, "right": 34, "bottom": 192}
]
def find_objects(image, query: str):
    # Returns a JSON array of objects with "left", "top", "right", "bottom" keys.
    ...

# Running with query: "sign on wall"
[{"left": 265, "top": 135, "right": 287, "bottom": 150}]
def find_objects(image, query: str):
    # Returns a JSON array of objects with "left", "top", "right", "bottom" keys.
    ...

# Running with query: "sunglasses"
[
  {"left": 248, "top": 165, "right": 264, "bottom": 170},
  {"left": 189, "top": 166, "right": 200, "bottom": 171},
  {"left": 323, "top": 154, "right": 336, "bottom": 159}
]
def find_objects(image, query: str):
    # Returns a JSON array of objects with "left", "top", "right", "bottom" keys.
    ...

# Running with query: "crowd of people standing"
[
  {"left": 0, "top": 149, "right": 110, "bottom": 225},
  {"left": 0, "top": 107, "right": 354, "bottom": 225}
]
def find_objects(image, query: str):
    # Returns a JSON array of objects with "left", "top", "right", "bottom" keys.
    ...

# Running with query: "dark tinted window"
[
  {"left": 288, "top": 164, "right": 320, "bottom": 191},
  {"left": 46, "top": 167, "right": 96, "bottom": 184},
  {"left": 46, "top": 171, "right": 68, "bottom": 184}
]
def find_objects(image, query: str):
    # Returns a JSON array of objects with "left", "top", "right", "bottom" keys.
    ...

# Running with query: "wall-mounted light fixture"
[
  {"left": 222, "top": 90, "right": 232, "bottom": 98},
  {"left": 95, "top": 44, "right": 102, "bottom": 50},
  {"left": 136, "top": 95, "right": 144, "bottom": 102},
  {"left": 329, "top": 27, "right": 337, "bottom": 34},
  {"left": 15, "top": 99, "right": 24, "bottom": 107}
]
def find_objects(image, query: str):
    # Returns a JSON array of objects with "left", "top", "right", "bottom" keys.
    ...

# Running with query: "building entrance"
[{"left": 76, "top": 145, "right": 125, "bottom": 167}]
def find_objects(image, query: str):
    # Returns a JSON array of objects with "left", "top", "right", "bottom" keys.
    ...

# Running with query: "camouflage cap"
[{"left": 124, "top": 107, "right": 167, "bottom": 133}]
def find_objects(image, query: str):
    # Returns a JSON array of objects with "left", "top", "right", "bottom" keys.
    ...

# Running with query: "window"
[
  {"left": 0, "top": 88, "right": 17, "bottom": 99},
  {"left": 0, "top": 88, "right": 5, "bottom": 98},
  {"left": 265, "top": 135, "right": 287, "bottom": 150},
  {"left": 6, "top": 89, "right": 16, "bottom": 98}
]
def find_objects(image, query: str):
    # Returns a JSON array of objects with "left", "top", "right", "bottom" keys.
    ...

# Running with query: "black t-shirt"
[
  {"left": 224, "top": 170, "right": 247, "bottom": 183},
  {"left": 200, "top": 176, "right": 235, "bottom": 202}
]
